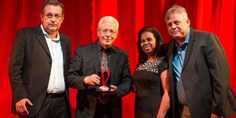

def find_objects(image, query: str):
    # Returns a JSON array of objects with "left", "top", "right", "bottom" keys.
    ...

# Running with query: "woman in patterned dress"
[{"left": 133, "top": 26, "right": 170, "bottom": 118}]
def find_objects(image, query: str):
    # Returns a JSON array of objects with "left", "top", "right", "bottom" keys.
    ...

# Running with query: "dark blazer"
[
  {"left": 67, "top": 40, "right": 132, "bottom": 118},
  {"left": 167, "top": 28, "right": 236, "bottom": 118},
  {"left": 9, "top": 25, "right": 71, "bottom": 117}
]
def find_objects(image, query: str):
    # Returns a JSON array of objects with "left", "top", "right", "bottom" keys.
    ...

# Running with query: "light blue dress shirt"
[{"left": 172, "top": 30, "right": 190, "bottom": 104}]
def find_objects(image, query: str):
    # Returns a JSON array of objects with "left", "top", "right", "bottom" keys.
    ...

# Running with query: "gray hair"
[
  {"left": 41, "top": 0, "right": 64, "bottom": 15},
  {"left": 98, "top": 16, "right": 119, "bottom": 30},
  {"left": 165, "top": 4, "right": 189, "bottom": 21}
]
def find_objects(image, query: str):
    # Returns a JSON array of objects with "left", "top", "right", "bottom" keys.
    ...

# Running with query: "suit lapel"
[
  {"left": 167, "top": 40, "right": 176, "bottom": 94},
  {"left": 109, "top": 46, "right": 117, "bottom": 84},
  {"left": 91, "top": 41, "right": 100, "bottom": 74},
  {"left": 60, "top": 37, "right": 67, "bottom": 69},
  {"left": 168, "top": 40, "right": 175, "bottom": 71},
  {"left": 182, "top": 29, "right": 195, "bottom": 71},
  {"left": 34, "top": 26, "right": 51, "bottom": 60}
]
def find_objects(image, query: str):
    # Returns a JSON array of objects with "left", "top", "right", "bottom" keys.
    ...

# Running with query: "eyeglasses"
[
  {"left": 98, "top": 28, "right": 117, "bottom": 35},
  {"left": 44, "top": 13, "right": 62, "bottom": 19}
]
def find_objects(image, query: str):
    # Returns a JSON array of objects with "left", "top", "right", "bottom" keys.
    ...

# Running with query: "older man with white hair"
[{"left": 67, "top": 16, "right": 132, "bottom": 118}]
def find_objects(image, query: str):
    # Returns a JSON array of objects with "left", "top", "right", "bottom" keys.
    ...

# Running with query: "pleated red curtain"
[{"left": 0, "top": 0, "right": 235, "bottom": 118}]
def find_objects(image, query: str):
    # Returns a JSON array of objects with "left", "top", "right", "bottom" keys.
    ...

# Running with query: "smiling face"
[
  {"left": 97, "top": 17, "right": 118, "bottom": 49},
  {"left": 166, "top": 11, "right": 190, "bottom": 41},
  {"left": 41, "top": 5, "right": 64, "bottom": 35},
  {"left": 140, "top": 31, "right": 157, "bottom": 57}
]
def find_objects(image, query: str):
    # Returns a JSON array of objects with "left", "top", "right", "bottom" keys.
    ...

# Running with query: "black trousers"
[
  {"left": 20, "top": 96, "right": 69, "bottom": 118},
  {"left": 94, "top": 101, "right": 112, "bottom": 118}
]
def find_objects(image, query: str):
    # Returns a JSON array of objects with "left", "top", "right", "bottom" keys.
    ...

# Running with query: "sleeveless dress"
[{"left": 133, "top": 57, "right": 168, "bottom": 118}]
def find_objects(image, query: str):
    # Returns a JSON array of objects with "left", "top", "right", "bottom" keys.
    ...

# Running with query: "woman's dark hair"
[{"left": 137, "top": 26, "right": 166, "bottom": 63}]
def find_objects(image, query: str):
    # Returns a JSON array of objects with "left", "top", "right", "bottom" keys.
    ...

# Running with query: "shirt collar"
[
  {"left": 185, "top": 29, "right": 190, "bottom": 44},
  {"left": 40, "top": 24, "right": 60, "bottom": 42},
  {"left": 96, "top": 40, "right": 111, "bottom": 53},
  {"left": 175, "top": 29, "right": 190, "bottom": 49}
]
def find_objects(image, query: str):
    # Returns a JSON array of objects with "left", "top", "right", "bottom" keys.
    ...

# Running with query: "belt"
[{"left": 46, "top": 92, "right": 65, "bottom": 98}]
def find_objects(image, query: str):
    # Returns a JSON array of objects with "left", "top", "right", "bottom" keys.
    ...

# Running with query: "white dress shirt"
[{"left": 40, "top": 25, "right": 65, "bottom": 93}]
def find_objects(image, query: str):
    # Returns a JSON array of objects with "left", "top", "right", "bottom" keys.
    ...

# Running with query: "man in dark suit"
[
  {"left": 9, "top": 0, "right": 71, "bottom": 118},
  {"left": 67, "top": 16, "right": 132, "bottom": 118},
  {"left": 165, "top": 5, "right": 236, "bottom": 118}
]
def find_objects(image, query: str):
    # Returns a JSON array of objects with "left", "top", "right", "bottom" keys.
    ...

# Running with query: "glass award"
[{"left": 98, "top": 70, "right": 111, "bottom": 92}]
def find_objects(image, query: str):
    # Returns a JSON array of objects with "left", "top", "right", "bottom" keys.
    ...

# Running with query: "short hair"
[
  {"left": 41, "top": 0, "right": 64, "bottom": 15},
  {"left": 137, "top": 26, "right": 166, "bottom": 63},
  {"left": 165, "top": 4, "right": 188, "bottom": 21},
  {"left": 98, "top": 16, "right": 119, "bottom": 31}
]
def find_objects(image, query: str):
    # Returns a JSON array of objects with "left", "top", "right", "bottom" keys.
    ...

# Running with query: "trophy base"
[{"left": 98, "top": 86, "right": 111, "bottom": 92}]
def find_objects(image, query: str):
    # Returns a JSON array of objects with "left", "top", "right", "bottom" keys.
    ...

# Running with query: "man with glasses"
[
  {"left": 67, "top": 16, "right": 132, "bottom": 118},
  {"left": 9, "top": 0, "right": 71, "bottom": 118}
]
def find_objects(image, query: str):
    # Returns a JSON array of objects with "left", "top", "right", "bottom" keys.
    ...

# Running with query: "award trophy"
[{"left": 98, "top": 70, "right": 111, "bottom": 92}]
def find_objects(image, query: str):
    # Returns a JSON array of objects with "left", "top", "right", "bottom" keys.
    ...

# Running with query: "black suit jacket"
[
  {"left": 9, "top": 25, "right": 71, "bottom": 117},
  {"left": 67, "top": 40, "right": 132, "bottom": 118},
  {"left": 167, "top": 28, "right": 236, "bottom": 118}
]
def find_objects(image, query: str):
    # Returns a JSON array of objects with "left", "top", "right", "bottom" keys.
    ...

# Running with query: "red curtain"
[{"left": 0, "top": 0, "right": 235, "bottom": 118}]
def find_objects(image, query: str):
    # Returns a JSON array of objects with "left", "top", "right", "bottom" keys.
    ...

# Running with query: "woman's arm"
[{"left": 156, "top": 69, "right": 170, "bottom": 118}]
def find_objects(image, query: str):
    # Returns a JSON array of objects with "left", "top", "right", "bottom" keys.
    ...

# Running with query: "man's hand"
[
  {"left": 110, "top": 85, "right": 117, "bottom": 95},
  {"left": 84, "top": 74, "right": 101, "bottom": 85},
  {"left": 15, "top": 98, "right": 33, "bottom": 116}
]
